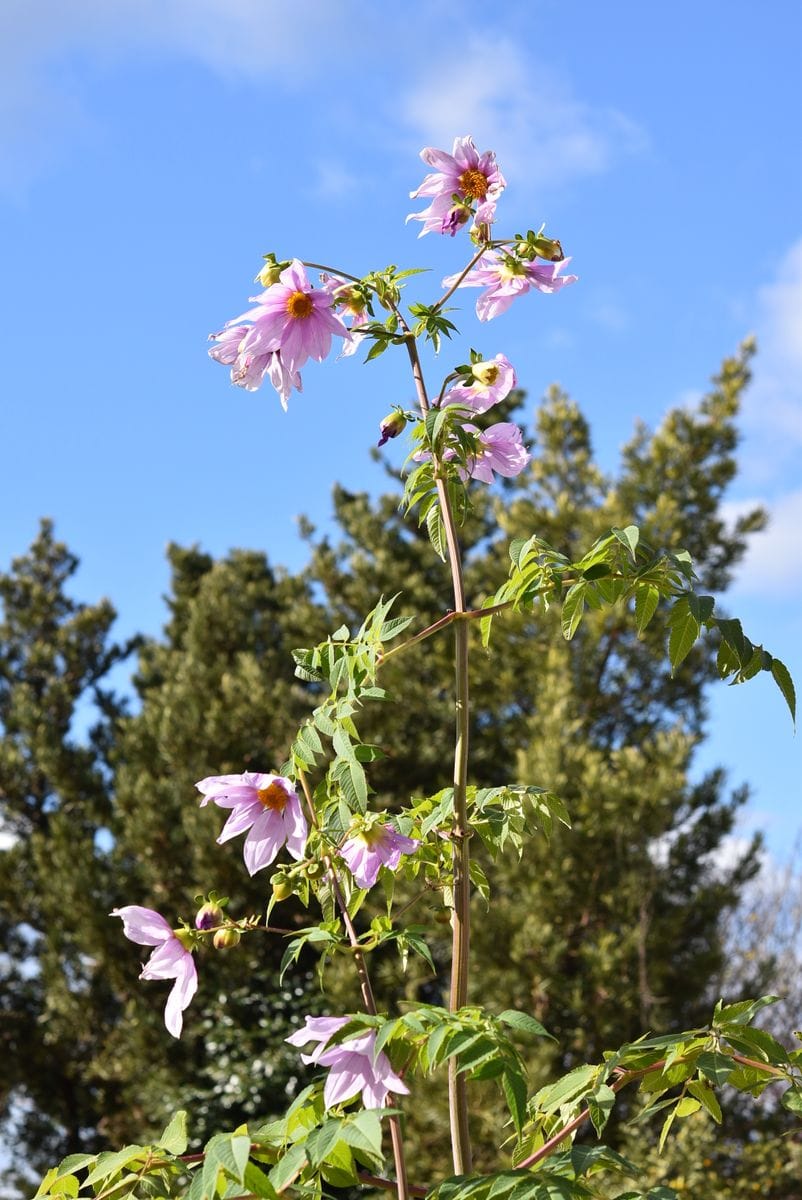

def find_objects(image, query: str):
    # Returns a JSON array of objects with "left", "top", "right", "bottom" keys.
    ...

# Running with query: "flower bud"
[
  {"left": 194, "top": 901, "right": 224, "bottom": 931},
  {"left": 271, "top": 874, "right": 293, "bottom": 901},
  {"left": 378, "top": 409, "right": 407, "bottom": 448},
  {"left": 255, "top": 256, "right": 283, "bottom": 287},
  {"left": 213, "top": 927, "right": 241, "bottom": 950},
  {"left": 305, "top": 861, "right": 325, "bottom": 880},
  {"left": 529, "top": 235, "right": 564, "bottom": 261}
]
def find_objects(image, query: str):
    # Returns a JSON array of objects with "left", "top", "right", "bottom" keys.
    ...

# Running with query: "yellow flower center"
[
  {"left": 257, "top": 781, "right": 289, "bottom": 811},
  {"left": 458, "top": 167, "right": 489, "bottom": 200},
  {"left": 285, "top": 290, "right": 314, "bottom": 320}
]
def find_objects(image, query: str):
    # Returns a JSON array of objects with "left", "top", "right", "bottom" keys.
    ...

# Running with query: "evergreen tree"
[{"left": 0, "top": 521, "right": 135, "bottom": 1180}]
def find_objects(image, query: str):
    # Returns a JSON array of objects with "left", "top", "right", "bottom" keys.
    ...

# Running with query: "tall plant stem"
[
  {"left": 297, "top": 773, "right": 410, "bottom": 1200},
  {"left": 403, "top": 335, "right": 473, "bottom": 1175}
]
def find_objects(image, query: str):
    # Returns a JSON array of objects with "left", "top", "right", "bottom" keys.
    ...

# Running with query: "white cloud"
[
  {"left": 399, "top": 35, "right": 647, "bottom": 204},
  {"left": 0, "top": 0, "right": 347, "bottom": 194},
  {"left": 722, "top": 489, "right": 802, "bottom": 596},
  {"left": 740, "top": 238, "right": 802, "bottom": 480}
]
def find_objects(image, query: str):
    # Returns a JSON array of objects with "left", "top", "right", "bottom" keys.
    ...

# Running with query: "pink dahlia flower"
[
  {"left": 340, "top": 824, "right": 420, "bottom": 889},
  {"left": 408, "top": 136, "right": 506, "bottom": 237},
  {"left": 443, "top": 252, "right": 578, "bottom": 321},
  {"left": 195, "top": 772, "right": 307, "bottom": 876},
  {"left": 441, "top": 354, "right": 517, "bottom": 415},
  {"left": 209, "top": 259, "right": 348, "bottom": 407},
  {"left": 464, "top": 422, "right": 530, "bottom": 483},
  {"left": 111, "top": 905, "right": 198, "bottom": 1038},
  {"left": 287, "top": 1015, "right": 410, "bottom": 1109}
]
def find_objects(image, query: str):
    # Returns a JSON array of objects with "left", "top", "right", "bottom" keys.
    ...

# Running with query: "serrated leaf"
[
  {"left": 588, "top": 1082, "right": 616, "bottom": 1136},
  {"left": 502, "top": 1068, "right": 527, "bottom": 1135},
  {"left": 771, "top": 657, "right": 796, "bottom": 723},
  {"left": 613, "top": 525, "right": 640, "bottom": 559},
  {"left": 426, "top": 503, "right": 448, "bottom": 561},
  {"left": 675, "top": 1097, "right": 701, "bottom": 1117},
  {"left": 561, "top": 582, "right": 586, "bottom": 641},
  {"left": 635, "top": 584, "right": 660, "bottom": 636},
  {"left": 305, "top": 1120, "right": 344, "bottom": 1167},
  {"left": 781, "top": 1086, "right": 802, "bottom": 1115},
  {"left": 498, "top": 1010, "right": 552, "bottom": 1040},
  {"left": 668, "top": 600, "right": 700, "bottom": 671},
  {"left": 243, "top": 1160, "right": 278, "bottom": 1199},
  {"left": 687, "top": 1080, "right": 722, "bottom": 1123},
  {"left": 268, "top": 1142, "right": 307, "bottom": 1192},
  {"left": 696, "top": 1051, "right": 733, "bottom": 1086},
  {"left": 85, "top": 1147, "right": 146, "bottom": 1186},
  {"left": 157, "top": 1109, "right": 189, "bottom": 1155}
]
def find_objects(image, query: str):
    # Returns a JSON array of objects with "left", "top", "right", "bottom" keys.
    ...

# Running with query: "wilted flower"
[
  {"left": 340, "top": 824, "right": 419, "bottom": 889},
  {"left": 443, "top": 252, "right": 577, "bottom": 321},
  {"left": 195, "top": 772, "right": 307, "bottom": 876},
  {"left": 287, "top": 1015, "right": 410, "bottom": 1109},
  {"left": 440, "top": 354, "right": 516, "bottom": 415},
  {"left": 408, "top": 136, "right": 506, "bottom": 237},
  {"left": 111, "top": 906, "right": 198, "bottom": 1038}
]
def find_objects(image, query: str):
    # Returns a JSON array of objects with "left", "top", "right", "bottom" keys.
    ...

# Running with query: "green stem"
[
  {"left": 430, "top": 243, "right": 489, "bottom": 314},
  {"left": 297, "top": 771, "right": 410, "bottom": 1200},
  {"left": 403, "top": 332, "right": 473, "bottom": 1175}
]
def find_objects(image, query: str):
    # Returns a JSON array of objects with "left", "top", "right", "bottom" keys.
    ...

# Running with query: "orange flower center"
[
  {"left": 286, "top": 290, "right": 314, "bottom": 320},
  {"left": 458, "top": 168, "right": 489, "bottom": 200},
  {"left": 257, "top": 782, "right": 288, "bottom": 811}
]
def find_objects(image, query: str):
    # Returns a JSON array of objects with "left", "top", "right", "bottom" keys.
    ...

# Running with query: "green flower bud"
[
  {"left": 305, "top": 861, "right": 325, "bottom": 880},
  {"left": 213, "top": 927, "right": 241, "bottom": 950},
  {"left": 378, "top": 410, "right": 408, "bottom": 448},
  {"left": 271, "top": 874, "right": 293, "bottom": 901}
]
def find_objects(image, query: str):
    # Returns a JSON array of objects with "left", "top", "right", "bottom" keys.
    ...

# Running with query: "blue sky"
[{"left": 0, "top": 0, "right": 800, "bottom": 859}]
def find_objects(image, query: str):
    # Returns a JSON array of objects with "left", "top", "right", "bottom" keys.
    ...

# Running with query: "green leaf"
[
  {"left": 687, "top": 1080, "right": 722, "bottom": 1123},
  {"left": 668, "top": 598, "right": 700, "bottom": 671},
  {"left": 561, "top": 582, "right": 587, "bottom": 641},
  {"left": 157, "top": 1109, "right": 189, "bottom": 1156},
  {"left": 342, "top": 1109, "right": 384, "bottom": 1166},
  {"left": 634, "top": 584, "right": 660, "bottom": 635},
  {"left": 781, "top": 1086, "right": 802, "bottom": 1115},
  {"left": 426, "top": 503, "right": 448, "bottom": 562},
  {"left": 498, "top": 1010, "right": 552, "bottom": 1040},
  {"left": 696, "top": 1051, "right": 733, "bottom": 1086},
  {"left": 268, "top": 1142, "right": 307, "bottom": 1192},
  {"left": 675, "top": 1096, "right": 701, "bottom": 1117},
  {"left": 588, "top": 1082, "right": 616, "bottom": 1136},
  {"left": 305, "top": 1120, "right": 345, "bottom": 1167},
  {"left": 85, "top": 1146, "right": 146, "bottom": 1186},
  {"left": 612, "top": 525, "right": 640, "bottom": 559},
  {"left": 771, "top": 657, "right": 796, "bottom": 723},
  {"left": 502, "top": 1068, "right": 528, "bottom": 1134},
  {"left": 242, "top": 1160, "right": 278, "bottom": 1199}
]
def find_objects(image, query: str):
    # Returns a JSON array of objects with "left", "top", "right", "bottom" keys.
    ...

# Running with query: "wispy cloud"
[
  {"left": 722, "top": 489, "right": 802, "bottom": 597},
  {"left": 398, "top": 35, "right": 647, "bottom": 206},
  {"left": 0, "top": 0, "right": 346, "bottom": 195},
  {"left": 740, "top": 237, "right": 802, "bottom": 483}
]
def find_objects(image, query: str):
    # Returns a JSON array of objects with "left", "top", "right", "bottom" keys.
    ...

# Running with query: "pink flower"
[
  {"left": 440, "top": 354, "right": 517, "bottom": 415},
  {"left": 287, "top": 1016, "right": 410, "bottom": 1109},
  {"left": 463, "top": 422, "right": 530, "bottom": 483},
  {"left": 340, "top": 824, "right": 419, "bottom": 889},
  {"left": 443, "top": 252, "right": 578, "bottom": 321},
  {"left": 408, "top": 136, "right": 506, "bottom": 237},
  {"left": 209, "top": 259, "right": 348, "bottom": 406},
  {"left": 111, "top": 906, "right": 198, "bottom": 1038},
  {"left": 195, "top": 772, "right": 307, "bottom": 876}
]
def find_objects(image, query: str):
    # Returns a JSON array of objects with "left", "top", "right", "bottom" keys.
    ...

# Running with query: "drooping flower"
[
  {"left": 209, "top": 259, "right": 349, "bottom": 406},
  {"left": 408, "top": 136, "right": 506, "bottom": 237},
  {"left": 440, "top": 354, "right": 516, "bottom": 415},
  {"left": 340, "top": 824, "right": 420, "bottom": 889},
  {"left": 195, "top": 772, "right": 307, "bottom": 876},
  {"left": 287, "top": 1015, "right": 410, "bottom": 1109},
  {"left": 443, "top": 252, "right": 578, "bottom": 321},
  {"left": 463, "top": 422, "right": 530, "bottom": 483},
  {"left": 111, "top": 906, "right": 198, "bottom": 1038}
]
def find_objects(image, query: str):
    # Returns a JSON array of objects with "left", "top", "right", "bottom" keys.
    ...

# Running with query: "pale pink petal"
[
  {"left": 163, "top": 953, "right": 198, "bottom": 1039},
  {"left": 112, "top": 906, "right": 172, "bottom": 947}
]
